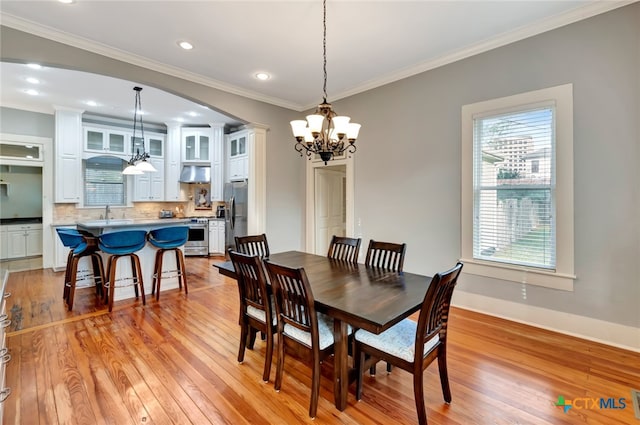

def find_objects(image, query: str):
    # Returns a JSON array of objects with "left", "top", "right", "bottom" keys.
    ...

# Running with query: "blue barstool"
[
  {"left": 55, "top": 228, "right": 105, "bottom": 311},
  {"left": 147, "top": 226, "right": 189, "bottom": 301},
  {"left": 98, "top": 230, "right": 147, "bottom": 312}
]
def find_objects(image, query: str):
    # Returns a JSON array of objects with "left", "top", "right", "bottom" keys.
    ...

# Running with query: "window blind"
[
  {"left": 84, "top": 156, "right": 126, "bottom": 206},
  {"left": 472, "top": 106, "right": 556, "bottom": 270}
]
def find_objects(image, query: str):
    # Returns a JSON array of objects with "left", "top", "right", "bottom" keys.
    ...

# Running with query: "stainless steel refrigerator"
[{"left": 224, "top": 180, "right": 248, "bottom": 253}]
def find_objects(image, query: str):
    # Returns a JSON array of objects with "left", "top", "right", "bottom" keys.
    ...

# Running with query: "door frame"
[{"left": 305, "top": 154, "right": 354, "bottom": 254}]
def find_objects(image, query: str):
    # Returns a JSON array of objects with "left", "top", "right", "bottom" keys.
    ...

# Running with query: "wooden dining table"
[{"left": 214, "top": 250, "right": 433, "bottom": 411}]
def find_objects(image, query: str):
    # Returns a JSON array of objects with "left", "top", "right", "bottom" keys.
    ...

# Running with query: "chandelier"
[
  {"left": 290, "top": 0, "right": 361, "bottom": 165},
  {"left": 122, "top": 86, "right": 157, "bottom": 175}
]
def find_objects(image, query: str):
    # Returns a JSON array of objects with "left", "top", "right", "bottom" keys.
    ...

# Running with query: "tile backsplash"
[{"left": 53, "top": 200, "right": 224, "bottom": 224}]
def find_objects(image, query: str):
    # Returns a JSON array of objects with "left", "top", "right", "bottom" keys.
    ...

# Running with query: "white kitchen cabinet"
[
  {"left": 209, "top": 124, "right": 224, "bottom": 201},
  {"left": 54, "top": 108, "right": 83, "bottom": 203},
  {"left": 208, "top": 219, "right": 225, "bottom": 255},
  {"left": 84, "top": 126, "right": 129, "bottom": 156},
  {"left": 227, "top": 130, "right": 248, "bottom": 181},
  {"left": 6, "top": 224, "right": 42, "bottom": 259},
  {"left": 133, "top": 158, "right": 165, "bottom": 201},
  {"left": 182, "top": 128, "right": 213, "bottom": 163},
  {"left": 165, "top": 124, "right": 186, "bottom": 202},
  {"left": 0, "top": 227, "right": 7, "bottom": 260},
  {"left": 133, "top": 133, "right": 165, "bottom": 204}
]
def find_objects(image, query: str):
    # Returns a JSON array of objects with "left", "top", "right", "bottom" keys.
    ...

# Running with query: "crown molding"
[
  {"left": 319, "top": 0, "right": 636, "bottom": 108},
  {"left": 0, "top": 13, "right": 303, "bottom": 111}
]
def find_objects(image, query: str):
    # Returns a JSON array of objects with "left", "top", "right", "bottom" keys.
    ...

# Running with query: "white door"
[{"left": 314, "top": 166, "right": 346, "bottom": 255}]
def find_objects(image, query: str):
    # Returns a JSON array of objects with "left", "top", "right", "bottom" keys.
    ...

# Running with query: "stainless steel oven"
[{"left": 184, "top": 218, "right": 209, "bottom": 256}]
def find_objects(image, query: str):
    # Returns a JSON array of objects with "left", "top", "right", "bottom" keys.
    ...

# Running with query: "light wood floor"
[{"left": 2, "top": 257, "right": 639, "bottom": 424}]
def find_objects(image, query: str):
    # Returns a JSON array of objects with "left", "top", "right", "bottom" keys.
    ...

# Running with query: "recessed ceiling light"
[
  {"left": 85, "top": 100, "right": 98, "bottom": 107},
  {"left": 255, "top": 72, "right": 271, "bottom": 81},
  {"left": 176, "top": 117, "right": 185, "bottom": 123},
  {"left": 27, "top": 63, "right": 42, "bottom": 70},
  {"left": 187, "top": 111, "right": 198, "bottom": 117},
  {"left": 58, "top": 0, "right": 75, "bottom": 4},
  {"left": 178, "top": 41, "right": 193, "bottom": 50},
  {"left": 26, "top": 77, "right": 40, "bottom": 84},
  {"left": 25, "top": 89, "right": 39, "bottom": 96}
]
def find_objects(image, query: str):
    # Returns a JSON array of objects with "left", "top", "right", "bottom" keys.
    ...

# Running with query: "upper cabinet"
[
  {"left": 54, "top": 108, "right": 83, "bottom": 203},
  {"left": 132, "top": 133, "right": 165, "bottom": 202},
  {"left": 182, "top": 128, "right": 212, "bottom": 163},
  {"left": 227, "top": 129, "right": 248, "bottom": 181},
  {"left": 84, "top": 127, "right": 129, "bottom": 157}
]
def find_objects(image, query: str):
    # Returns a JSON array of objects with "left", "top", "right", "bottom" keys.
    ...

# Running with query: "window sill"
[{"left": 459, "top": 258, "right": 575, "bottom": 291}]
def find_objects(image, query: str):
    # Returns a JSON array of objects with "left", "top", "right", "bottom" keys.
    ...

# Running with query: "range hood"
[{"left": 179, "top": 165, "right": 211, "bottom": 183}]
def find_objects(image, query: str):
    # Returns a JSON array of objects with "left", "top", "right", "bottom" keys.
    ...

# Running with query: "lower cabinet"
[
  {"left": 208, "top": 220, "right": 226, "bottom": 255},
  {"left": 4, "top": 224, "right": 42, "bottom": 259}
]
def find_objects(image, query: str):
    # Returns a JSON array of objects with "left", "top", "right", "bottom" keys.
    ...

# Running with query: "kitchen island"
[{"left": 76, "top": 218, "right": 191, "bottom": 302}]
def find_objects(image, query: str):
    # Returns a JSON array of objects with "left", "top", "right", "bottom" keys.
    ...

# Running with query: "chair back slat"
[
  {"left": 229, "top": 250, "right": 271, "bottom": 316},
  {"left": 415, "top": 262, "right": 464, "bottom": 359},
  {"left": 264, "top": 261, "right": 316, "bottom": 336},
  {"left": 364, "top": 240, "right": 407, "bottom": 271},
  {"left": 327, "top": 236, "right": 361, "bottom": 263},
  {"left": 235, "top": 234, "right": 270, "bottom": 259}
]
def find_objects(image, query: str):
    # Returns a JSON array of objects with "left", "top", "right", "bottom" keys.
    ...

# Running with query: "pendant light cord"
[{"left": 133, "top": 86, "right": 145, "bottom": 156}]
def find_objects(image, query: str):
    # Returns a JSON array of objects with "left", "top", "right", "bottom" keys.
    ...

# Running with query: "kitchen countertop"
[
  {"left": 76, "top": 218, "right": 191, "bottom": 235},
  {"left": 0, "top": 217, "right": 43, "bottom": 225}
]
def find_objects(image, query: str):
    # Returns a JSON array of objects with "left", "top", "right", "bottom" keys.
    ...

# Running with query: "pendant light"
[{"left": 122, "top": 86, "right": 157, "bottom": 174}]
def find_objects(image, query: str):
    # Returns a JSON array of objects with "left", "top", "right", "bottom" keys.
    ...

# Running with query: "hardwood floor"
[{"left": 3, "top": 257, "right": 639, "bottom": 424}]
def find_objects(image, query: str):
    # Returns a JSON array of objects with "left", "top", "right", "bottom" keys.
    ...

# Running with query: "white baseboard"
[{"left": 452, "top": 290, "right": 640, "bottom": 353}]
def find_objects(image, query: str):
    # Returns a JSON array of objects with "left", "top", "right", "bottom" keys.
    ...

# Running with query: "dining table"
[{"left": 213, "top": 250, "right": 433, "bottom": 411}]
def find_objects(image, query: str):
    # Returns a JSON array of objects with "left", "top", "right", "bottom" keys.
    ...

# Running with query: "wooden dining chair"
[
  {"left": 354, "top": 262, "right": 463, "bottom": 425},
  {"left": 228, "top": 250, "right": 276, "bottom": 382},
  {"left": 327, "top": 235, "right": 361, "bottom": 263},
  {"left": 235, "top": 233, "right": 270, "bottom": 259},
  {"left": 365, "top": 239, "right": 407, "bottom": 271},
  {"left": 264, "top": 260, "right": 346, "bottom": 419},
  {"left": 364, "top": 238, "right": 407, "bottom": 373}
]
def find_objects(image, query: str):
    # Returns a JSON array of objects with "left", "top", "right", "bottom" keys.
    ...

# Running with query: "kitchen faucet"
[{"left": 105, "top": 204, "right": 111, "bottom": 220}]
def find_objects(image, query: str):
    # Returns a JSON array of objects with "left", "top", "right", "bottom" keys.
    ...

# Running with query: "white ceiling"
[{"left": 0, "top": 0, "right": 632, "bottom": 125}]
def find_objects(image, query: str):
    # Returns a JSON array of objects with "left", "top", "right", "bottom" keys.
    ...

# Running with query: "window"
[
  {"left": 84, "top": 156, "right": 127, "bottom": 206},
  {"left": 461, "top": 84, "right": 575, "bottom": 291}
]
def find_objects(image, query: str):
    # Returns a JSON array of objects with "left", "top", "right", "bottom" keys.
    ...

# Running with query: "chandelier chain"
[
  {"left": 322, "top": 0, "right": 327, "bottom": 102},
  {"left": 133, "top": 86, "right": 146, "bottom": 155}
]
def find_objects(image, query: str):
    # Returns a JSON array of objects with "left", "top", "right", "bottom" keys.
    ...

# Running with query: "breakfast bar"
[{"left": 76, "top": 218, "right": 190, "bottom": 301}]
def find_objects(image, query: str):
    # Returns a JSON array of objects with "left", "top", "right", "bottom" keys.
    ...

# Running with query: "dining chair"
[
  {"left": 365, "top": 239, "right": 407, "bottom": 271},
  {"left": 235, "top": 233, "right": 270, "bottom": 259},
  {"left": 228, "top": 250, "right": 276, "bottom": 383},
  {"left": 354, "top": 262, "right": 463, "bottom": 425},
  {"left": 364, "top": 239, "right": 407, "bottom": 374},
  {"left": 264, "top": 260, "right": 347, "bottom": 419},
  {"left": 327, "top": 235, "right": 361, "bottom": 263}
]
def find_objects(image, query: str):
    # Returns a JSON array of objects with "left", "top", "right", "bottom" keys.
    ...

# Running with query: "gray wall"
[
  {"left": 330, "top": 4, "right": 639, "bottom": 328},
  {"left": 1, "top": 3, "right": 638, "bottom": 329},
  {"left": 0, "top": 107, "right": 54, "bottom": 137},
  {"left": 0, "top": 165, "right": 43, "bottom": 219}
]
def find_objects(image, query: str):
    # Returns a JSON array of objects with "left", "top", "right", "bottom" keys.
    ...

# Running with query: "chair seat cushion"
[
  {"left": 284, "top": 313, "right": 352, "bottom": 351},
  {"left": 247, "top": 297, "right": 277, "bottom": 326},
  {"left": 355, "top": 319, "right": 439, "bottom": 363}
]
